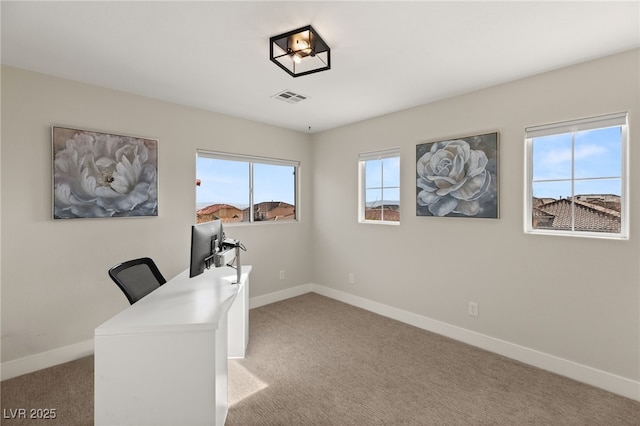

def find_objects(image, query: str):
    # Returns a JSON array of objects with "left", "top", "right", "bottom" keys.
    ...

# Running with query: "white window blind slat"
[
  {"left": 525, "top": 112, "right": 627, "bottom": 139},
  {"left": 359, "top": 148, "right": 400, "bottom": 161},
  {"left": 197, "top": 150, "right": 299, "bottom": 167}
]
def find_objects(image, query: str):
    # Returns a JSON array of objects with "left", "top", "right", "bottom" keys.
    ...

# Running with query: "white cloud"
[{"left": 543, "top": 144, "right": 606, "bottom": 164}]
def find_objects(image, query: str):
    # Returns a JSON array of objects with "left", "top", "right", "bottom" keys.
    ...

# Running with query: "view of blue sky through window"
[
  {"left": 254, "top": 163, "right": 296, "bottom": 206},
  {"left": 361, "top": 154, "right": 400, "bottom": 222},
  {"left": 365, "top": 156, "right": 400, "bottom": 205},
  {"left": 197, "top": 157, "right": 249, "bottom": 207},
  {"left": 528, "top": 116, "right": 626, "bottom": 237},
  {"left": 532, "top": 126, "right": 622, "bottom": 199},
  {"left": 196, "top": 157, "right": 295, "bottom": 208}
]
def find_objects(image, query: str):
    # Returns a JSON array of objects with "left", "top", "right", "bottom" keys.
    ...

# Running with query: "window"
[
  {"left": 525, "top": 112, "right": 628, "bottom": 238},
  {"left": 358, "top": 148, "right": 400, "bottom": 223},
  {"left": 196, "top": 150, "right": 298, "bottom": 224}
]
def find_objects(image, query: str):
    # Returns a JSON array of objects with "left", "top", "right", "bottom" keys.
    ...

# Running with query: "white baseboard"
[
  {"left": 4, "top": 283, "right": 638, "bottom": 402},
  {"left": 251, "top": 283, "right": 640, "bottom": 402},
  {"left": 249, "top": 283, "right": 313, "bottom": 309},
  {"left": 1, "top": 339, "right": 94, "bottom": 381}
]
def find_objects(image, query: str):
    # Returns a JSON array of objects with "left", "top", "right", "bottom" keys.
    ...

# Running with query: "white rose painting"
[
  {"left": 416, "top": 132, "right": 498, "bottom": 218},
  {"left": 53, "top": 126, "right": 158, "bottom": 219}
]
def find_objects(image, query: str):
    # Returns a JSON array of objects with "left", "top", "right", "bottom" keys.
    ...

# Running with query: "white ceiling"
[{"left": 2, "top": 1, "right": 639, "bottom": 133}]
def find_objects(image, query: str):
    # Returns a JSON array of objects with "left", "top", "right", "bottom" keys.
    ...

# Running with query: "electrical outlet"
[
  {"left": 279, "top": 270, "right": 285, "bottom": 280},
  {"left": 348, "top": 273, "right": 355, "bottom": 284},
  {"left": 468, "top": 301, "right": 479, "bottom": 317}
]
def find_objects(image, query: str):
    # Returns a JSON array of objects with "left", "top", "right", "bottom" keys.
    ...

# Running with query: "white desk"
[{"left": 94, "top": 265, "right": 251, "bottom": 426}]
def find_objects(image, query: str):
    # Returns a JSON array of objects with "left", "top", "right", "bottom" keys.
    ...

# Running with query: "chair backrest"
[{"left": 108, "top": 257, "right": 167, "bottom": 304}]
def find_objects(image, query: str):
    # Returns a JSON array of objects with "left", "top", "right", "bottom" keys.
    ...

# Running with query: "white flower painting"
[
  {"left": 53, "top": 126, "right": 158, "bottom": 219},
  {"left": 416, "top": 132, "right": 498, "bottom": 218}
]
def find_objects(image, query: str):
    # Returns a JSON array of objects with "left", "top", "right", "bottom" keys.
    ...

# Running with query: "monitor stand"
[{"left": 233, "top": 245, "right": 241, "bottom": 284}]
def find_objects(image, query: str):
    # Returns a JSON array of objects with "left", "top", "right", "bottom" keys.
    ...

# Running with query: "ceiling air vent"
[{"left": 271, "top": 90, "right": 309, "bottom": 104}]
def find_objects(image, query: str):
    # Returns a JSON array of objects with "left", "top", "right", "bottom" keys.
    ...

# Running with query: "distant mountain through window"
[{"left": 196, "top": 151, "right": 298, "bottom": 224}]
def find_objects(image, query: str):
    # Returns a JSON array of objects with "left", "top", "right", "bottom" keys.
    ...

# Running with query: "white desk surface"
[{"left": 96, "top": 265, "right": 252, "bottom": 336}]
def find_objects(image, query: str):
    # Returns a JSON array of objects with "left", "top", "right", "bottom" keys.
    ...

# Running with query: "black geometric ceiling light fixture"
[{"left": 270, "top": 25, "right": 330, "bottom": 77}]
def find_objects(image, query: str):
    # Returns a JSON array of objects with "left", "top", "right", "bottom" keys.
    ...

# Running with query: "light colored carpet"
[
  {"left": 0, "top": 355, "right": 93, "bottom": 425},
  {"left": 226, "top": 293, "right": 640, "bottom": 425},
  {"left": 1, "top": 292, "right": 639, "bottom": 425}
]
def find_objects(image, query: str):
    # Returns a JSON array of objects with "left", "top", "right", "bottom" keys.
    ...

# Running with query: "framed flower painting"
[
  {"left": 52, "top": 126, "right": 158, "bottom": 219},
  {"left": 416, "top": 132, "right": 498, "bottom": 218}
]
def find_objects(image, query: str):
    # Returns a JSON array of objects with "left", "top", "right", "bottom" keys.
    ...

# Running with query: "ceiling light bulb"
[{"left": 270, "top": 25, "right": 331, "bottom": 77}]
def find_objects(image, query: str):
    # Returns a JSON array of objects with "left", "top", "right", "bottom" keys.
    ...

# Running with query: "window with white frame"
[
  {"left": 358, "top": 148, "right": 400, "bottom": 223},
  {"left": 196, "top": 150, "right": 299, "bottom": 224},
  {"left": 525, "top": 112, "right": 628, "bottom": 238}
]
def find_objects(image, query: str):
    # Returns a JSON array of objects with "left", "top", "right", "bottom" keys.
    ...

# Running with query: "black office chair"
[{"left": 108, "top": 257, "right": 167, "bottom": 304}]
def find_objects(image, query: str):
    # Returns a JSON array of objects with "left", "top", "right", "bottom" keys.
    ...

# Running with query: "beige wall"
[
  {"left": 2, "top": 49, "right": 639, "bottom": 390},
  {"left": 311, "top": 49, "right": 639, "bottom": 381},
  {"left": 0, "top": 66, "right": 313, "bottom": 363}
]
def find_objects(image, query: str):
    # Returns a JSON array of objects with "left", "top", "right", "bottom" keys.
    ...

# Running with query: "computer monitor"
[{"left": 189, "top": 219, "right": 224, "bottom": 278}]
